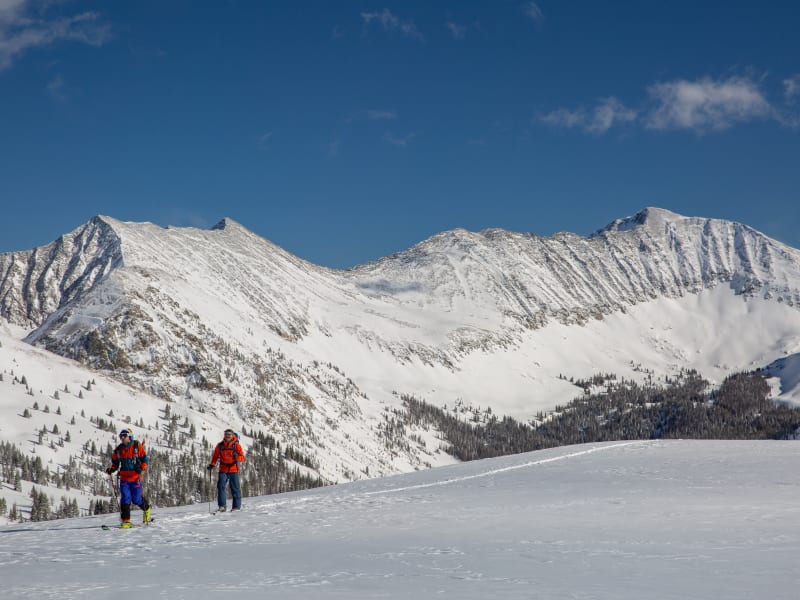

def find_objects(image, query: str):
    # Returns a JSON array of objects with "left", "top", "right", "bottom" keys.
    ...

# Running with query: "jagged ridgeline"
[
  {"left": 397, "top": 371, "right": 800, "bottom": 461},
  {"left": 3, "top": 208, "right": 800, "bottom": 522}
]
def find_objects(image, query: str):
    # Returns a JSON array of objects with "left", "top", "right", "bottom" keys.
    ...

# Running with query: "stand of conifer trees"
[{"left": 401, "top": 370, "right": 800, "bottom": 462}]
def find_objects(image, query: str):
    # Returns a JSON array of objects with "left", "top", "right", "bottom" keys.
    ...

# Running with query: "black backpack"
[{"left": 217, "top": 432, "right": 242, "bottom": 466}]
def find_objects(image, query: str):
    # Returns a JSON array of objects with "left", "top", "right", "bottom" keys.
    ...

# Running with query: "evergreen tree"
[{"left": 30, "top": 487, "right": 51, "bottom": 521}]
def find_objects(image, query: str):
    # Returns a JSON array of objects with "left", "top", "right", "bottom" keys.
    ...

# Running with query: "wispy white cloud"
[
  {"left": 366, "top": 109, "right": 397, "bottom": 120},
  {"left": 46, "top": 72, "right": 64, "bottom": 100},
  {"left": 540, "top": 97, "right": 637, "bottom": 134},
  {"left": 540, "top": 107, "right": 585, "bottom": 129},
  {"left": 784, "top": 75, "right": 800, "bottom": 103},
  {"left": 382, "top": 132, "right": 417, "bottom": 147},
  {"left": 537, "top": 108, "right": 589, "bottom": 129},
  {"left": 522, "top": 2, "right": 544, "bottom": 25},
  {"left": 257, "top": 131, "right": 272, "bottom": 147},
  {"left": 539, "top": 74, "right": 798, "bottom": 135},
  {"left": 0, "top": 0, "right": 27, "bottom": 22},
  {"left": 589, "top": 97, "right": 638, "bottom": 133},
  {"left": 0, "top": 0, "right": 111, "bottom": 71},
  {"left": 361, "top": 9, "right": 423, "bottom": 41},
  {"left": 446, "top": 22, "right": 467, "bottom": 40},
  {"left": 645, "top": 76, "right": 772, "bottom": 132}
]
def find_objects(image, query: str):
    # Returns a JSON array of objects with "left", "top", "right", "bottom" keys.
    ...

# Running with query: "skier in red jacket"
[
  {"left": 207, "top": 429, "right": 245, "bottom": 512},
  {"left": 106, "top": 429, "right": 151, "bottom": 527}
]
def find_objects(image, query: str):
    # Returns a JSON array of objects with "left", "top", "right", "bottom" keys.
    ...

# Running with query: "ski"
[{"left": 101, "top": 519, "right": 155, "bottom": 530}]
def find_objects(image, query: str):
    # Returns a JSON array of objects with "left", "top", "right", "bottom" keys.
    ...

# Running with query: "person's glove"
[
  {"left": 105, "top": 466, "right": 115, "bottom": 474},
  {"left": 206, "top": 464, "right": 214, "bottom": 471},
  {"left": 134, "top": 465, "right": 143, "bottom": 474}
]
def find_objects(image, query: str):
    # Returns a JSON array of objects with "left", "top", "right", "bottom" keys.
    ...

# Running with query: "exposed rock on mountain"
[{"left": 2, "top": 207, "right": 800, "bottom": 481}]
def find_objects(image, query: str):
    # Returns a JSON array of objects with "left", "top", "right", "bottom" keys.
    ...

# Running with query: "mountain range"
[{"left": 2, "top": 206, "right": 800, "bottom": 501}]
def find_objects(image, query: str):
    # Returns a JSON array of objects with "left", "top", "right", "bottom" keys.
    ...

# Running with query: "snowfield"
[{"left": 2, "top": 439, "right": 799, "bottom": 599}]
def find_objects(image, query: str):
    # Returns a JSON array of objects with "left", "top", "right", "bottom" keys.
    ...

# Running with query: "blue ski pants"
[
  {"left": 119, "top": 480, "right": 149, "bottom": 521},
  {"left": 217, "top": 471, "right": 242, "bottom": 509}
]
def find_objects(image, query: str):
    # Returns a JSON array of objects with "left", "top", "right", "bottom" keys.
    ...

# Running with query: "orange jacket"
[
  {"left": 210, "top": 438, "right": 245, "bottom": 473},
  {"left": 109, "top": 439, "right": 148, "bottom": 482}
]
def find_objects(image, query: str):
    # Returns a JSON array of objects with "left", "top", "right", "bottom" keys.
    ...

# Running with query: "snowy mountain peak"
[
  {"left": 412, "top": 228, "right": 485, "bottom": 254},
  {"left": 0, "top": 217, "right": 122, "bottom": 328},
  {"left": 210, "top": 217, "right": 246, "bottom": 231},
  {"left": 3, "top": 207, "right": 800, "bottom": 488},
  {"left": 595, "top": 206, "right": 692, "bottom": 235}
]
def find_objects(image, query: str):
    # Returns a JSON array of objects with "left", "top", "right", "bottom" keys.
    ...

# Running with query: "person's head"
[
  {"left": 223, "top": 429, "right": 234, "bottom": 441},
  {"left": 119, "top": 429, "right": 131, "bottom": 442}
]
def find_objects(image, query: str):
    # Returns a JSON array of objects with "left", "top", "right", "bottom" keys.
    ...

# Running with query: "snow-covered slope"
[
  {"left": 1, "top": 440, "right": 798, "bottom": 600},
  {"left": 352, "top": 206, "right": 800, "bottom": 332},
  {"left": 2, "top": 207, "right": 800, "bottom": 485},
  {"left": 0, "top": 216, "right": 122, "bottom": 328}
]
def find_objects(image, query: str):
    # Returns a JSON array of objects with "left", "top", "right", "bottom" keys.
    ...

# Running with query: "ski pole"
[
  {"left": 207, "top": 469, "right": 212, "bottom": 514},
  {"left": 108, "top": 472, "right": 119, "bottom": 510},
  {"left": 138, "top": 470, "right": 146, "bottom": 513}
]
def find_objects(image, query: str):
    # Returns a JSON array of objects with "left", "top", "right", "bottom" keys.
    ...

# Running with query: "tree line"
[
  {"left": 4, "top": 367, "right": 799, "bottom": 522},
  {"left": 399, "top": 369, "right": 800, "bottom": 461},
  {"left": 0, "top": 420, "right": 326, "bottom": 522}
]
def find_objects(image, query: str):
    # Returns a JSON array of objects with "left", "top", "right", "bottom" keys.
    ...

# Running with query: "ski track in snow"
[{"left": 363, "top": 440, "right": 643, "bottom": 495}]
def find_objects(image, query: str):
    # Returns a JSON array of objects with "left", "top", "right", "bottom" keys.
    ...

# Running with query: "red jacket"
[
  {"left": 109, "top": 439, "right": 148, "bottom": 482},
  {"left": 211, "top": 437, "right": 245, "bottom": 473}
]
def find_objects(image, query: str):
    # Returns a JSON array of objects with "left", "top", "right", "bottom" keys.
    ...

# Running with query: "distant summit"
[
  {"left": 211, "top": 217, "right": 247, "bottom": 232},
  {"left": 594, "top": 207, "right": 698, "bottom": 235}
]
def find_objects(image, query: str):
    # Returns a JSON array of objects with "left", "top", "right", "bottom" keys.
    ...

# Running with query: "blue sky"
[{"left": 1, "top": 1, "right": 798, "bottom": 268}]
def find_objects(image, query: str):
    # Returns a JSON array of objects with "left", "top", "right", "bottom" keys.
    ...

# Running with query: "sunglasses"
[{"left": 119, "top": 433, "right": 129, "bottom": 439}]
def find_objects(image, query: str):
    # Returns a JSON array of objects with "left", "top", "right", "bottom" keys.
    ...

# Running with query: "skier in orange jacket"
[
  {"left": 207, "top": 429, "right": 245, "bottom": 512},
  {"left": 105, "top": 429, "right": 151, "bottom": 527}
]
